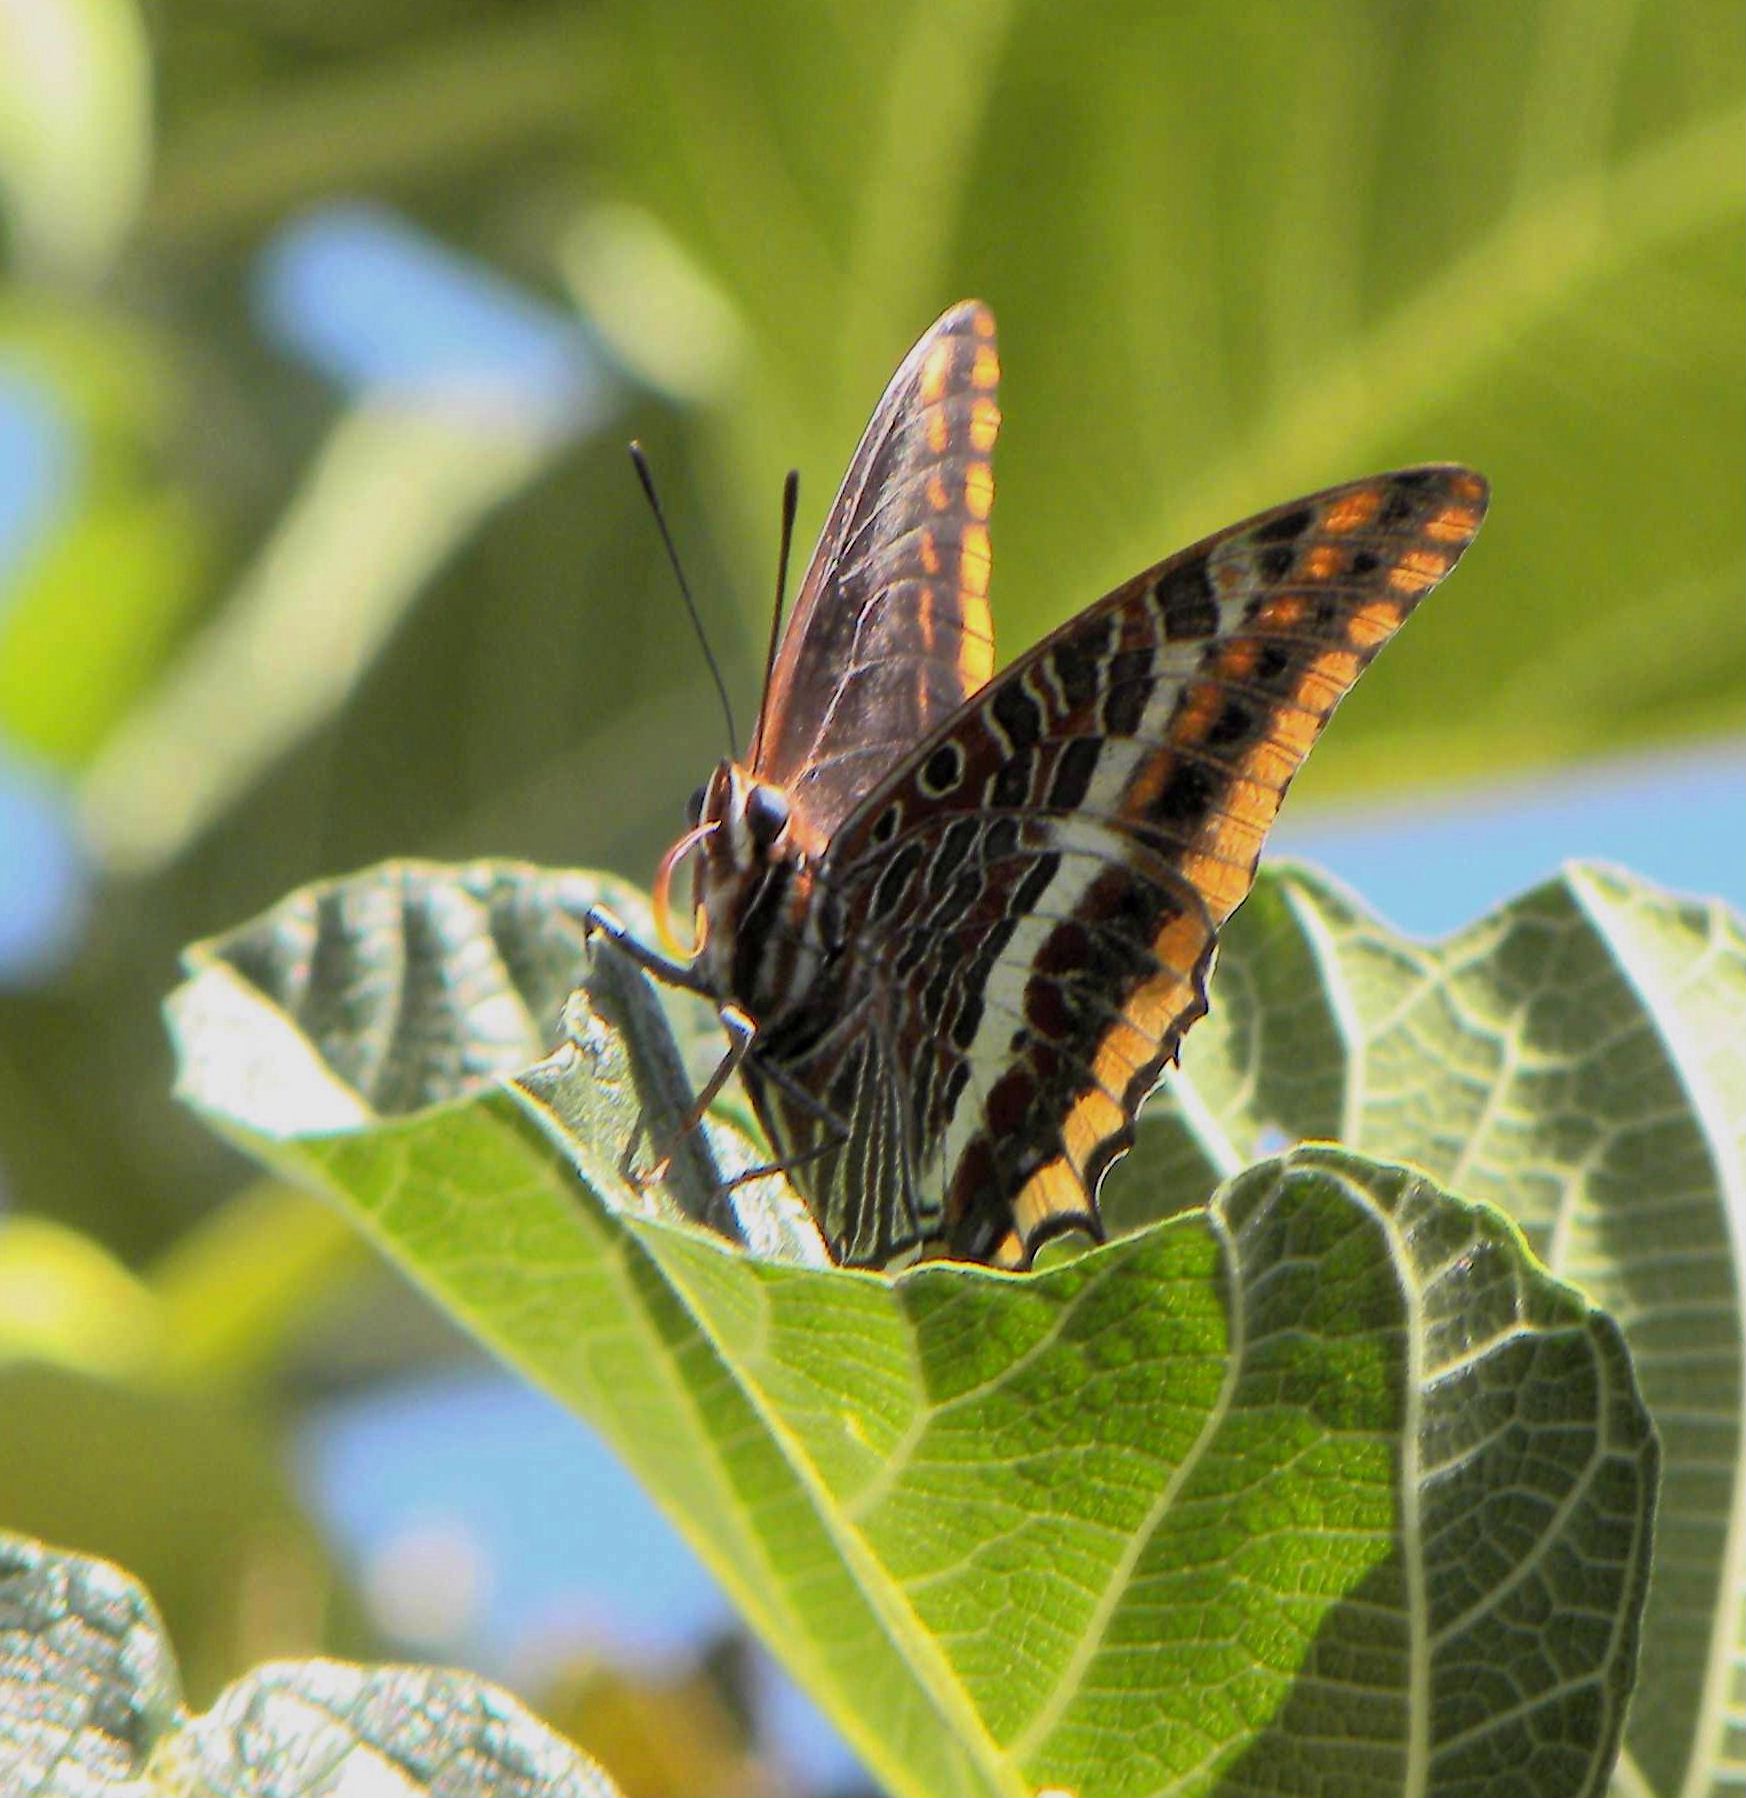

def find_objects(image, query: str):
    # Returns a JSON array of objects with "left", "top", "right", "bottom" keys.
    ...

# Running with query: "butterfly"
[{"left": 595, "top": 301, "right": 1488, "bottom": 1271}]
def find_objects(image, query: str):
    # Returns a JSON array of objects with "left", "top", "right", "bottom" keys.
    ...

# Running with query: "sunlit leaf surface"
[
  {"left": 1118, "top": 859, "right": 1745, "bottom": 1797},
  {"left": 168, "top": 858, "right": 1664, "bottom": 1797}
]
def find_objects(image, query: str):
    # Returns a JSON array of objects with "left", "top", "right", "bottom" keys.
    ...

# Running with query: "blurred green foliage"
[{"left": 0, "top": 0, "right": 1739, "bottom": 1789}]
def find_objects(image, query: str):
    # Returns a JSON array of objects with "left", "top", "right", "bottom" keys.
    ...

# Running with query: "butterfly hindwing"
[
  {"left": 816, "top": 466, "right": 1491, "bottom": 1266},
  {"left": 753, "top": 301, "right": 1002, "bottom": 847}
]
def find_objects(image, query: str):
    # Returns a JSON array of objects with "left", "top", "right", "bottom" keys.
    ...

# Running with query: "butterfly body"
[
  {"left": 688, "top": 763, "right": 817, "bottom": 1016},
  {"left": 630, "top": 302, "right": 1488, "bottom": 1271}
]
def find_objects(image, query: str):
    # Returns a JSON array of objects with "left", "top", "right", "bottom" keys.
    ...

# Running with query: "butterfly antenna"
[
  {"left": 750, "top": 469, "right": 800, "bottom": 772},
  {"left": 629, "top": 441, "right": 738, "bottom": 755}
]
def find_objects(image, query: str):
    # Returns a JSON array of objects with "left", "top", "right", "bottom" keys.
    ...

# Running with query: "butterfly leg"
[
  {"left": 711, "top": 1051, "right": 855, "bottom": 1193},
  {"left": 727, "top": 1103, "right": 851, "bottom": 1190},
  {"left": 643, "top": 1003, "right": 757, "bottom": 1185},
  {"left": 584, "top": 903, "right": 729, "bottom": 1188},
  {"left": 585, "top": 904, "right": 849, "bottom": 1199},
  {"left": 640, "top": 1005, "right": 849, "bottom": 1197},
  {"left": 584, "top": 903, "right": 711, "bottom": 994}
]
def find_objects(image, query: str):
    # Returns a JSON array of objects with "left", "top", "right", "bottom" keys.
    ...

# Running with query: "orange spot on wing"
[
  {"left": 957, "top": 589, "right": 995, "bottom": 689},
  {"left": 1245, "top": 739, "right": 1302, "bottom": 790},
  {"left": 970, "top": 397, "right": 1000, "bottom": 452},
  {"left": 1012, "top": 1158, "right": 1088, "bottom": 1240},
  {"left": 1062, "top": 1086, "right": 1124, "bottom": 1172},
  {"left": 917, "top": 588, "right": 936, "bottom": 651},
  {"left": 959, "top": 642, "right": 995, "bottom": 691},
  {"left": 972, "top": 345, "right": 999, "bottom": 390},
  {"left": 971, "top": 306, "right": 996, "bottom": 339},
  {"left": 1152, "top": 910, "right": 1210, "bottom": 978},
  {"left": 919, "top": 528, "right": 940, "bottom": 575},
  {"left": 1123, "top": 747, "right": 1176, "bottom": 814},
  {"left": 1323, "top": 487, "right": 1382, "bottom": 534},
  {"left": 1255, "top": 595, "right": 1307, "bottom": 630},
  {"left": 1170, "top": 682, "right": 1222, "bottom": 747},
  {"left": 959, "top": 523, "right": 991, "bottom": 597},
  {"left": 1304, "top": 543, "right": 1342, "bottom": 579},
  {"left": 1092, "top": 1014, "right": 1154, "bottom": 1091},
  {"left": 1204, "top": 811, "right": 1265, "bottom": 868},
  {"left": 1268, "top": 702, "right": 1321, "bottom": 757},
  {"left": 1126, "top": 966, "right": 1197, "bottom": 1039},
  {"left": 919, "top": 342, "right": 952, "bottom": 406},
  {"left": 965, "top": 462, "right": 994, "bottom": 520},
  {"left": 1348, "top": 599, "right": 1403, "bottom": 647},
  {"left": 1389, "top": 548, "right": 1448, "bottom": 594},
  {"left": 927, "top": 473, "right": 951, "bottom": 512},
  {"left": 1179, "top": 850, "right": 1249, "bottom": 917},
  {"left": 927, "top": 406, "right": 949, "bottom": 454},
  {"left": 1223, "top": 775, "right": 1280, "bottom": 831},
  {"left": 1294, "top": 648, "right": 1362, "bottom": 711},
  {"left": 1218, "top": 640, "right": 1260, "bottom": 681},
  {"left": 1426, "top": 504, "right": 1481, "bottom": 544}
]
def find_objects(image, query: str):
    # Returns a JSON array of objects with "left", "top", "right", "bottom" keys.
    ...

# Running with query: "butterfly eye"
[
  {"left": 685, "top": 783, "right": 707, "bottom": 828},
  {"left": 745, "top": 784, "right": 790, "bottom": 848}
]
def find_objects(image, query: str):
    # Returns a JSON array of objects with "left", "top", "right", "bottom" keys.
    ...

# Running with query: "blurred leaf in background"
[{"left": 0, "top": 0, "right": 1739, "bottom": 1791}]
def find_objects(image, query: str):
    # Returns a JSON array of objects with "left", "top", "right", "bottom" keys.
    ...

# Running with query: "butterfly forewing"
[
  {"left": 774, "top": 465, "right": 1491, "bottom": 1267},
  {"left": 753, "top": 301, "right": 1002, "bottom": 846}
]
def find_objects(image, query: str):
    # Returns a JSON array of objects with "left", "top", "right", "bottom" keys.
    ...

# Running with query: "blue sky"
[
  {"left": 0, "top": 373, "right": 84, "bottom": 980},
  {"left": 1275, "top": 740, "right": 1745, "bottom": 938}
]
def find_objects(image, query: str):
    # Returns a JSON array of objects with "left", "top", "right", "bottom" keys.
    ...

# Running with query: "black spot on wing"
[
  {"left": 1048, "top": 737, "right": 1101, "bottom": 808},
  {"left": 991, "top": 679, "right": 1044, "bottom": 751},
  {"left": 870, "top": 840, "right": 924, "bottom": 921},
  {"left": 1101, "top": 650, "right": 1153, "bottom": 735},
  {"left": 1254, "top": 505, "right": 1313, "bottom": 544},
  {"left": 951, "top": 987, "right": 984, "bottom": 1050},
  {"left": 1050, "top": 616, "right": 1109, "bottom": 711},
  {"left": 921, "top": 741, "right": 964, "bottom": 794},
  {"left": 1154, "top": 559, "right": 1218, "bottom": 639},
  {"left": 923, "top": 955, "right": 955, "bottom": 1022},
  {"left": 926, "top": 815, "right": 980, "bottom": 896},
  {"left": 1150, "top": 759, "right": 1219, "bottom": 828},
  {"left": 942, "top": 1059, "right": 970, "bottom": 1116},
  {"left": 1011, "top": 850, "right": 1060, "bottom": 916},
  {"left": 1206, "top": 697, "right": 1257, "bottom": 748}
]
